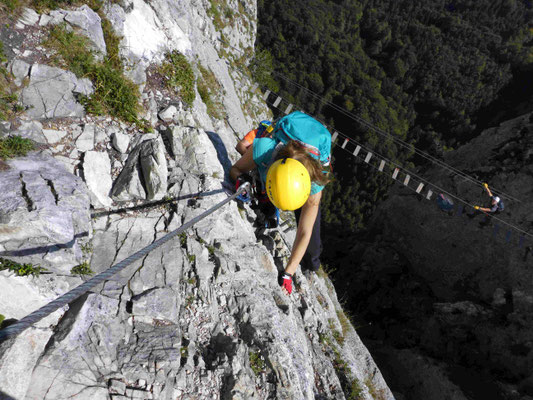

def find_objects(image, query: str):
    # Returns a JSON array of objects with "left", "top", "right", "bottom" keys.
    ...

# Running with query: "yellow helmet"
[{"left": 266, "top": 158, "right": 311, "bottom": 210}]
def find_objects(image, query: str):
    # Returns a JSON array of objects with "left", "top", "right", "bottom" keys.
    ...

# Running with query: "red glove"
[{"left": 278, "top": 271, "right": 293, "bottom": 295}]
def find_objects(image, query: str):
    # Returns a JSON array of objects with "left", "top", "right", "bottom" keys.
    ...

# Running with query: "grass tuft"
[
  {"left": 249, "top": 351, "right": 266, "bottom": 376},
  {"left": 158, "top": 51, "right": 196, "bottom": 106},
  {"left": 0, "top": 136, "right": 34, "bottom": 160},
  {"left": 70, "top": 261, "right": 93, "bottom": 276},
  {"left": 43, "top": 23, "right": 143, "bottom": 127},
  {"left": 0, "top": 257, "right": 46, "bottom": 276},
  {"left": 197, "top": 64, "right": 223, "bottom": 119}
]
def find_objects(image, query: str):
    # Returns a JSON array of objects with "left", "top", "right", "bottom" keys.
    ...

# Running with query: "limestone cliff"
[{"left": 0, "top": 1, "right": 393, "bottom": 399}]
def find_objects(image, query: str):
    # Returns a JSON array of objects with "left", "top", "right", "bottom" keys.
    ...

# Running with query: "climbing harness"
[{"left": 0, "top": 183, "right": 250, "bottom": 343}]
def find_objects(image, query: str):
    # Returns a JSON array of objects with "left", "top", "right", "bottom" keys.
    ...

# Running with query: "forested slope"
[{"left": 256, "top": 0, "right": 533, "bottom": 234}]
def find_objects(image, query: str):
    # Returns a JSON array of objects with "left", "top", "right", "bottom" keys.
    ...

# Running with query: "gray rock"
[
  {"left": 63, "top": 5, "right": 107, "bottom": 57},
  {"left": 48, "top": 9, "right": 67, "bottom": 25},
  {"left": 158, "top": 105, "right": 177, "bottom": 123},
  {"left": 0, "top": 153, "right": 90, "bottom": 272},
  {"left": 83, "top": 151, "right": 113, "bottom": 208},
  {"left": 76, "top": 123, "right": 95, "bottom": 152},
  {"left": 124, "top": 61, "right": 147, "bottom": 88},
  {"left": 21, "top": 64, "right": 93, "bottom": 119},
  {"left": 112, "top": 130, "right": 130, "bottom": 153},
  {"left": 139, "top": 136, "right": 168, "bottom": 200},
  {"left": 18, "top": 7, "right": 39, "bottom": 26},
  {"left": 42, "top": 129, "right": 67, "bottom": 144},
  {"left": 95, "top": 125, "right": 109, "bottom": 145},
  {"left": 54, "top": 155, "right": 75, "bottom": 174},
  {"left": 109, "top": 379, "right": 126, "bottom": 395},
  {"left": 10, "top": 59, "right": 30, "bottom": 86},
  {"left": 0, "top": 121, "right": 10, "bottom": 135},
  {"left": 38, "top": 13, "right": 53, "bottom": 26},
  {"left": 11, "top": 120, "right": 46, "bottom": 144},
  {"left": 131, "top": 288, "right": 180, "bottom": 323},
  {"left": 74, "top": 77, "right": 94, "bottom": 96},
  {"left": 111, "top": 142, "right": 146, "bottom": 201},
  {"left": 161, "top": 125, "right": 189, "bottom": 159}
]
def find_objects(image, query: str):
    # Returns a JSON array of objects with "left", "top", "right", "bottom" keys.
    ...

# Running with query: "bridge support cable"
[
  {"left": 260, "top": 86, "right": 533, "bottom": 244},
  {"left": 0, "top": 183, "right": 250, "bottom": 344},
  {"left": 268, "top": 71, "right": 521, "bottom": 204},
  {"left": 217, "top": 35, "right": 519, "bottom": 203}
]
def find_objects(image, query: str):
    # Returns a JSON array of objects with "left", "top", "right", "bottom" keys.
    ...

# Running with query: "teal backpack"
[{"left": 273, "top": 111, "right": 331, "bottom": 167}]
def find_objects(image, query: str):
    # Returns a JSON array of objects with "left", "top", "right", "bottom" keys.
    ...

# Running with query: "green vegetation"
[
  {"left": 249, "top": 351, "right": 266, "bottom": 376},
  {"left": 187, "top": 254, "right": 196, "bottom": 264},
  {"left": 42, "top": 17, "right": 147, "bottom": 129},
  {"left": 80, "top": 242, "right": 93, "bottom": 255},
  {"left": 179, "top": 232, "right": 187, "bottom": 248},
  {"left": 0, "top": 41, "right": 23, "bottom": 121},
  {"left": 320, "top": 326, "right": 363, "bottom": 399},
  {"left": 329, "top": 318, "right": 344, "bottom": 346},
  {"left": 0, "top": 136, "right": 34, "bottom": 160},
  {"left": 197, "top": 64, "right": 223, "bottom": 119},
  {"left": 365, "top": 377, "right": 387, "bottom": 400},
  {"left": 207, "top": 0, "right": 226, "bottom": 31},
  {"left": 0, "top": 314, "right": 4, "bottom": 327},
  {"left": 1, "top": 0, "right": 23, "bottom": 13},
  {"left": 187, "top": 277, "right": 196, "bottom": 285},
  {"left": 70, "top": 261, "right": 94, "bottom": 276},
  {"left": 0, "top": 257, "right": 46, "bottom": 276},
  {"left": 158, "top": 51, "right": 196, "bottom": 106},
  {"left": 337, "top": 309, "right": 351, "bottom": 338}
]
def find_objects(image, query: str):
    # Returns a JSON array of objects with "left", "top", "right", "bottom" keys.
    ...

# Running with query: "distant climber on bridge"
[
  {"left": 474, "top": 183, "right": 505, "bottom": 213},
  {"left": 230, "top": 111, "right": 332, "bottom": 295}
]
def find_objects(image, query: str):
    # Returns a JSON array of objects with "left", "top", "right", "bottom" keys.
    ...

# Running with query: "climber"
[
  {"left": 230, "top": 111, "right": 332, "bottom": 296},
  {"left": 235, "top": 120, "right": 273, "bottom": 155},
  {"left": 474, "top": 183, "right": 505, "bottom": 213}
]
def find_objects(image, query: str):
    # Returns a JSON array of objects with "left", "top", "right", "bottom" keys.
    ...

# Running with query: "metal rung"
[
  {"left": 392, "top": 168, "right": 399, "bottom": 179},
  {"left": 341, "top": 138, "right": 349, "bottom": 149},
  {"left": 331, "top": 131, "right": 338, "bottom": 143},
  {"left": 251, "top": 83, "right": 258, "bottom": 92},
  {"left": 426, "top": 190, "right": 433, "bottom": 200},
  {"left": 284, "top": 104, "right": 293, "bottom": 114},
  {"left": 416, "top": 183, "right": 424, "bottom": 193},
  {"left": 364, "top": 152, "right": 372, "bottom": 163},
  {"left": 403, "top": 175, "right": 410, "bottom": 186},
  {"left": 353, "top": 145, "right": 361, "bottom": 156},
  {"left": 272, "top": 96, "right": 282, "bottom": 107},
  {"left": 262, "top": 90, "right": 271, "bottom": 100},
  {"left": 378, "top": 160, "right": 386, "bottom": 172}
]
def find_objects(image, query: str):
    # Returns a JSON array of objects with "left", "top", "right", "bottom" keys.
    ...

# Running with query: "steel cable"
[{"left": 0, "top": 183, "right": 249, "bottom": 343}]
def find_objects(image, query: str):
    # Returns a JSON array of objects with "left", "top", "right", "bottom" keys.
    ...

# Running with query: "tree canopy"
[{"left": 256, "top": 0, "right": 533, "bottom": 234}]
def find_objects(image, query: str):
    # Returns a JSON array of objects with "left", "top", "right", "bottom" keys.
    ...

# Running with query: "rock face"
[
  {"left": 0, "top": 0, "right": 394, "bottom": 399},
  {"left": 341, "top": 113, "right": 533, "bottom": 399},
  {"left": 21, "top": 64, "right": 94, "bottom": 119},
  {"left": 0, "top": 153, "right": 91, "bottom": 273}
]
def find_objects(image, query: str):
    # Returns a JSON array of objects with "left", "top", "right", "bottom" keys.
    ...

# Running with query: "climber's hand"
[
  {"left": 483, "top": 183, "right": 488, "bottom": 189},
  {"left": 474, "top": 205, "right": 480, "bottom": 210},
  {"left": 278, "top": 270, "right": 293, "bottom": 295},
  {"left": 235, "top": 173, "right": 253, "bottom": 202}
]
